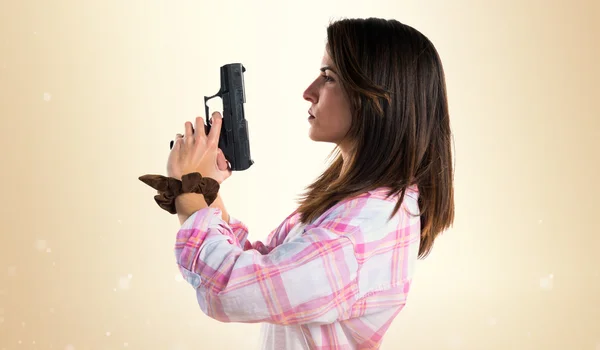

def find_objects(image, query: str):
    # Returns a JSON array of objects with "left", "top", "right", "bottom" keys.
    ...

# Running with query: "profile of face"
[{"left": 302, "top": 48, "right": 353, "bottom": 146}]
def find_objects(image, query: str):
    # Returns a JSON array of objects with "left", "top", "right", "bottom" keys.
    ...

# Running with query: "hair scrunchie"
[{"left": 138, "top": 172, "right": 220, "bottom": 214}]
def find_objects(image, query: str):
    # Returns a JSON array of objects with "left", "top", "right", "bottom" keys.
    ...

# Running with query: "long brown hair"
[{"left": 295, "top": 17, "right": 455, "bottom": 259}]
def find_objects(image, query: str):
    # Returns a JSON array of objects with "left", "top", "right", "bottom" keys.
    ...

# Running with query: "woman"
[{"left": 151, "top": 17, "right": 454, "bottom": 350}]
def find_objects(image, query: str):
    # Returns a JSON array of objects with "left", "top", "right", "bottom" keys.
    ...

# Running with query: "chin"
[
  {"left": 308, "top": 132, "right": 334, "bottom": 144},
  {"left": 308, "top": 125, "right": 344, "bottom": 144},
  {"left": 308, "top": 129, "right": 326, "bottom": 142}
]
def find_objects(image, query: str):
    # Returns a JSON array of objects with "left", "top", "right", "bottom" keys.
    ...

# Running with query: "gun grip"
[{"left": 203, "top": 94, "right": 231, "bottom": 166}]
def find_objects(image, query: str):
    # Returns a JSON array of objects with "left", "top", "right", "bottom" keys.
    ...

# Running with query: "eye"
[{"left": 321, "top": 74, "right": 334, "bottom": 82}]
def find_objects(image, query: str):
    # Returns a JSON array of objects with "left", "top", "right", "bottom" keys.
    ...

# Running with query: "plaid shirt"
[{"left": 175, "top": 186, "right": 421, "bottom": 349}]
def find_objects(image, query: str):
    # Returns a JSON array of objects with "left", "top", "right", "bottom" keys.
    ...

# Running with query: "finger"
[
  {"left": 167, "top": 138, "right": 183, "bottom": 173},
  {"left": 169, "top": 137, "right": 183, "bottom": 154},
  {"left": 195, "top": 116, "right": 207, "bottom": 142},
  {"left": 174, "top": 136, "right": 183, "bottom": 148},
  {"left": 207, "top": 112, "right": 222, "bottom": 147},
  {"left": 171, "top": 133, "right": 183, "bottom": 149},
  {"left": 184, "top": 121, "right": 194, "bottom": 144}
]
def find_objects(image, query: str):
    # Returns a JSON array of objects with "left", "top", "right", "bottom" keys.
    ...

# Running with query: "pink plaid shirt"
[{"left": 175, "top": 186, "right": 421, "bottom": 349}]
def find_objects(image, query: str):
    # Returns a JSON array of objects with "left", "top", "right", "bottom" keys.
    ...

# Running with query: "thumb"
[{"left": 216, "top": 149, "right": 231, "bottom": 171}]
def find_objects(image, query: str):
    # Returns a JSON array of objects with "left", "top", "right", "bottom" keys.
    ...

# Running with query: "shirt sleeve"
[
  {"left": 226, "top": 215, "right": 250, "bottom": 249},
  {"left": 174, "top": 204, "right": 371, "bottom": 325},
  {"left": 226, "top": 215, "right": 280, "bottom": 254}
]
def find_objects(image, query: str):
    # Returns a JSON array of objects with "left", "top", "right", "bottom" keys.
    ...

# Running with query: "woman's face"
[{"left": 303, "top": 49, "right": 353, "bottom": 146}]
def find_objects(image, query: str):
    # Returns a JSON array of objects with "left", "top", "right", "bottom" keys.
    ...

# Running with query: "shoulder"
[
  {"left": 295, "top": 186, "right": 421, "bottom": 300},
  {"left": 304, "top": 185, "right": 420, "bottom": 237}
]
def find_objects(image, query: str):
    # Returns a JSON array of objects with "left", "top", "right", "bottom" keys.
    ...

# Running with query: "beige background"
[{"left": 1, "top": 0, "right": 599, "bottom": 349}]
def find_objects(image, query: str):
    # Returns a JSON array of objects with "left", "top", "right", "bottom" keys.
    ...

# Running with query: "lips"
[{"left": 308, "top": 109, "right": 315, "bottom": 118}]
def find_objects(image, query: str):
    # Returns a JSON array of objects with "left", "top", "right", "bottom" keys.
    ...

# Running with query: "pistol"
[{"left": 170, "top": 63, "right": 254, "bottom": 171}]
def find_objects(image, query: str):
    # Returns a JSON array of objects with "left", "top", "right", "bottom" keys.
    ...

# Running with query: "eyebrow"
[{"left": 320, "top": 65, "right": 337, "bottom": 74}]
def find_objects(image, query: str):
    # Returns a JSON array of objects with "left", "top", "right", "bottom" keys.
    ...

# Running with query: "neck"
[{"left": 339, "top": 143, "right": 352, "bottom": 177}]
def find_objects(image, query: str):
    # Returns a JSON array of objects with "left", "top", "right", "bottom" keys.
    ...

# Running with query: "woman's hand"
[{"left": 167, "top": 112, "right": 231, "bottom": 184}]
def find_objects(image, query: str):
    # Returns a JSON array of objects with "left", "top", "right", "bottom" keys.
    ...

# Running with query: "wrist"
[
  {"left": 175, "top": 193, "right": 208, "bottom": 220},
  {"left": 210, "top": 193, "right": 230, "bottom": 223}
]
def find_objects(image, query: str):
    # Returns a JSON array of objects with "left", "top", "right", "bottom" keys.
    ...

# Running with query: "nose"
[{"left": 303, "top": 79, "right": 318, "bottom": 104}]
